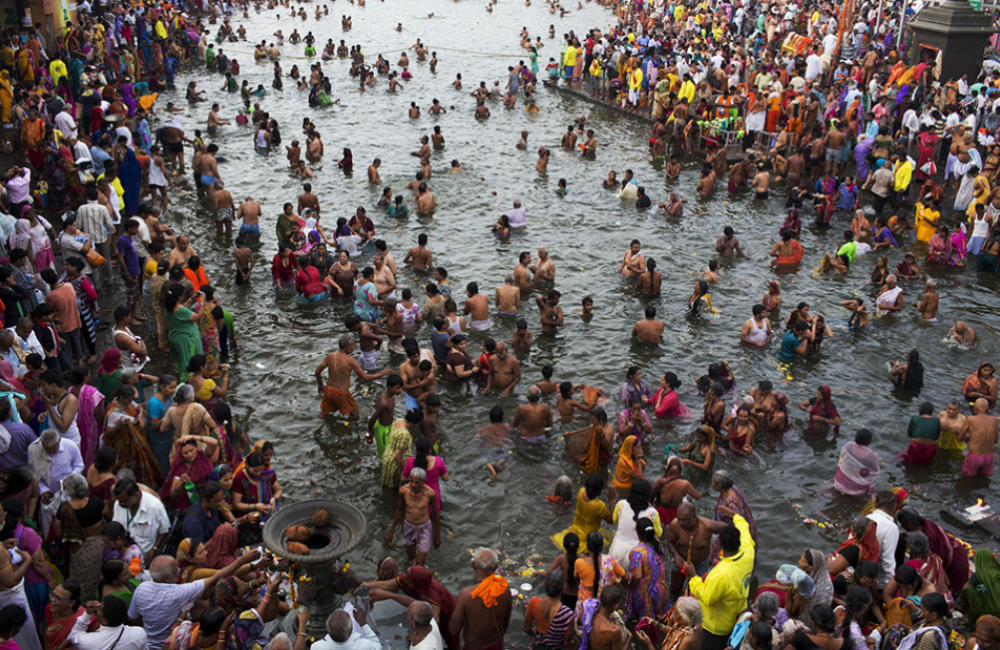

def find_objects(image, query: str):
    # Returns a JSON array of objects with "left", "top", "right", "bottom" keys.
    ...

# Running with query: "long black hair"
[
  {"left": 563, "top": 532, "right": 579, "bottom": 589},
  {"left": 586, "top": 532, "right": 604, "bottom": 598},
  {"left": 902, "top": 349, "right": 924, "bottom": 391},
  {"left": 839, "top": 586, "right": 872, "bottom": 649},
  {"left": 627, "top": 480, "right": 652, "bottom": 523},
  {"left": 636, "top": 517, "right": 663, "bottom": 558},
  {"left": 413, "top": 437, "right": 432, "bottom": 470}
]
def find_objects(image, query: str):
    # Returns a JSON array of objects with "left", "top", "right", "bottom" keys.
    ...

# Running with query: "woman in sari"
[
  {"left": 769, "top": 230, "right": 805, "bottom": 267},
  {"left": 44, "top": 581, "right": 93, "bottom": 650},
  {"left": 651, "top": 372, "right": 690, "bottom": 419},
  {"left": 96, "top": 349, "right": 124, "bottom": 403},
  {"left": 573, "top": 532, "right": 625, "bottom": 628},
  {"left": 926, "top": 226, "right": 952, "bottom": 265},
  {"left": 897, "top": 509, "right": 969, "bottom": 594},
  {"left": 964, "top": 361, "right": 998, "bottom": 408},
  {"left": 197, "top": 287, "right": 222, "bottom": 379},
  {"left": 613, "top": 435, "right": 645, "bottom": 495},
  {"left": 231, "top": 451, "right": 281, "bottom": 546},
  {"left": 146, "top": 376, "right": 178, "bottom": 476},
  {"left": 949, "top": 225, "right": 968, "bottom": 266},
  {"left": 524, "top": 571, "right": 574, "bottom": 650},
  {"left": 781, "top": 209, "right": 801, "bottom": 239},
  {"left": 160, "top": 385, "right": 219, "bottom": 465},
  {"left": 800, "top": 385, "right": 841, "bottom": 436},
  {"left": 165, "top": 285, "right": 206, "bottom": 382},
  {"left": 677, "top": 426, "right": 715, "bottom": 478},
  {"left": 914, "top": 126, "right": 939, "bottom": 181},
  {"left": 118, "top": 149, "right": 142, "bottom": 217},
  {"left": 176, "top": 538, "right": 214, "bottom": 583},
  {"left": 61, "top": 257, "right": 98, "bottom": 363},
  {"left": 353, "top": 266, "right": 382, "bottom": 322},
  {"left": 69, "top": 366, "right": 104, "bottom": 469},
  {"left": 366, "top": 564, "right": 458, "bottom": 648},
  {"left": 711, "top": 470, "right": 758, "bottom": 545},
  {"left": 962, "top": 548, "right": 1000, "bottom": 624},
  {"left": 980, "top": 232, "right": 1000, "bottom": 272},
  {"left": 160, "top": 436, "right": 217, "bottom": 511},
  {"left": 326, "top": 250, "right": 359, "bottom": 299},
  {"left": 760, "top": 281, "right": 781, "bottom": 313},
  {"left": 204, "top": 523, "right": 240, "bottom": 570},
  {"left": 97, "top": 559, "right": 139, "bottom": 608},
  {"left": 635, "top": 596, "right": 702, "bottom": 650},
  {"left": 271, "top": 246, "right": 298, "bottom": 286},
  {"left": 551, "top": 474, "right": 613, "bottom": 552},
  {"left": 104, "top": 385, "right": 161, "bottom": 487},
  {"left": 0, "top": 71, "right": 12, "bottom": 124},
  {"left": 626, "top": 518, "right": 668, "bottom": 621},
  {"left": 904, "top": 532, "right": 949, "bottom": 600},
  {"left": 564, "top": 408, "right": 615, "bottom": 475},
  {"left": 833, "top": 429, "right": 879, "bottom": 497},
  {"left": 381, "top": 410, "right": 419, "bottom": 489},
  {"left": 52, "top": 474, "right": 105, "bottom": 602},
  {"left": 168, "top": 606, "right": 230, "bottom": 650},
  {"left": 185, "top": 354, "right": 228, "bottom": 411},
  {"left": 873, "top": 216, "right": 898, "bottom": 250},
  {"left": 225, "top": 571, "right": 287, "bottom": 650},
  {"left": 915, "top": 201, "right": 940, "bottom": 244},
  {"left": 618, "top": 366, "right": 654, "bottom": 406}
]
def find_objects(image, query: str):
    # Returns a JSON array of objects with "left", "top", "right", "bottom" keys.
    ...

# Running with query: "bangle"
[{"left": 298, "top": 632, "right": 307, "bottom": 637}]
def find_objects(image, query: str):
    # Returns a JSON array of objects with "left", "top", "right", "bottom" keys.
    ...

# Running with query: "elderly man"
[
  {"left": 29, "top": 428, "right": 84, "bottom": 536},
  {"left": 408, "top": 601, "right": 443, "bottom": 650},
  {"left": 9, "top": 316, "right": 44, "bottom": 364},
  {"left": 311, "top": 607, "right": 381, "bottom": 650},
  {"left": 0, "top": 331, "right": 23, "bottom": 375},
  {"left": 386, "top": 467, "right": 440, "bottom": 566},
  {"left": 112, "top": 479, "right": 170, "bottom": 563},
  {"left": 450, "top": 547, "right": 512, "bottom": 650},
  {"left": 69, "top": 595, "right": 149, "bottom": 650},
  {"left": 127, "top": 549, "right": 261, "bottom": 650}
]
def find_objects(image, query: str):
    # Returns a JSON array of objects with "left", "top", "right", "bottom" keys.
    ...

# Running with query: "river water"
[{"left": 151, "top": 0, "right": 996, "bottom": 636}]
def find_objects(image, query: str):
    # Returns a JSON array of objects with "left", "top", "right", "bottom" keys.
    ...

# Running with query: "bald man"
[
  {"left": 483, "top": 341, "right": 520, "bottom": 396},
  {"left": 665, "top": 502, "right": 727, "bottom": 602},
  {"left": 513, "top": 387, "right": 552, "bottom": 443}
]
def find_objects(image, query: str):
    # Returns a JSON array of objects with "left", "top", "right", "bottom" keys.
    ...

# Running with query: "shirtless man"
[
  {"left": 651, "top": 457, "right": 701, "bottom": 524},
  {"left": 164, "top": 120, "right": 188, "bottom": 172},
  {"left": 727, "top": 156, "right": 753, "bottom": 192},
  {"left": 561, "top": 125, "right": 578, "bottom": 150},
  {"left": 411, "top": 135, "right": 431, "bottom": 158},
  {"left": 586, "top": 586, "right": 630, "bottom": 650},
  {"left": 404, "top": 234, "right": 433, "bottom": 271},
  {"left": 143, "top": 204, "right": 175, "bottom": 247},
  {"left": 514, "top": 252, "right": 533, "bottom": 291},
  {"left": 912, "top": 278, "right": 939, "bottom": 320},
  {"left": 495, "top": 275, "right": 520, "bottom": 316},
  {"left": 400, "top": 339, "right": 438, "bottom": 410},
  {"left": 237, "top": 197, "right": 262, "bottom": 239},
  {"left": 368, "top": 158, "right": 382, "bottom": 183},
  {"left": 416, "top": 183, "right": 436, "bottom": 214},
  {"left": 513, "top": 387, "right": 553, "bottom": 443},
  {"left": 450, "top": 548, "right": 512, "bottom": 650},
  {"left": 306, "top": 132, "right": 324, "bottom": 161},
  {"left": 463, "top": 283, "right": 491, "bottom": 330},
  {"left": 199, "top": 144, "right": 222, "bottom": 198},
  {"left": 475, "top": 406, "right": 511, "bottom": 480},
  {"left": 315, "top": 335, "right": 392, "bottom": 418},
  {"left": 475, "top": 100, "right": 490, "bottom": 119},
  {"left": 582, "top": 129, "right": 597, "bottom": 157},
  {"left": 665, "top": 502, "right": 727, "bottom": 601},
  {"left": 431, "top": 126, "right": 445, "bottom": 148},
  {"left": 632, "top": 306, "right": 664, "bottom": 345},
  {"left": 530, "top": 247, "right": 555, "bottom": 283},
  {"left": 949, "top": 321, "right": 977, "bottom": 347},
  {"left": 345, "top": 314, "right": 384, "bottom": 372},
  {"left": 298, "top": 183, "right": 320, "bottom": 216},
  {"left": 385, "top": 469, "right": 440, "bottom": 565},
  {"left": 716, "top": 226, "right": 750, "bottom": 259},
  {"left": 825, "top": 124, "right": 847, "bottom": 176},
  {"left": 784, "top": 147, "right": 806, "bottom": 188},
  {"left": 749, "top": 380, "right": 788, "bottom": 438},
  {"left": 536, "top": 290, "right": 564, "bottom": 333},
  {"left": 211, "top": 181, "right": 235, "bottom": 235},
  {"left": 962, "top": 398, "right": 998, "bottom": 477},
  {"left": 372, "top": 254, "right": 396, "bottom": 299},
  {"left": 207, "top": 104, "right": 230, "bottom": 135},
  {"left": 367, "top": 374, "right": 402, "bottom": 450},
  {"left": 286, "top": 140, "right": 301, "bottom": 167},
  {"left": 665, "top": 155, "right": 681, "bottom": 180},
  {"left": 483, "top": 341, "right": 520, "bottom": 396},
  {"left": 751, "top": 163, "right": 770, "bottom": 200},
  {"left": 516, "top": 130, "right": 529, "bottom": 150},
  {"left": 167, "top": 236, "right": 197, "bottom": 268},
  {"left": 697, "top": 165, "right": 717, "bottom": 198},
  {"left": 938, "top": 400, "right": 968, "bottom": 454},
  {"left": 619, "top": 239, "right": 646, "bottom": 277}
]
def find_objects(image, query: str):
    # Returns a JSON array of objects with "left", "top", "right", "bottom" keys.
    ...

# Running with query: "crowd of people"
[{"left": 0, "top": 0, "right": 996, "bottom": 647}]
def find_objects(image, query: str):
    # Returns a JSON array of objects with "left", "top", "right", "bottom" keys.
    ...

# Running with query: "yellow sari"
[{"left": 0, "top": 71, "right": 13, "bottom": 124}]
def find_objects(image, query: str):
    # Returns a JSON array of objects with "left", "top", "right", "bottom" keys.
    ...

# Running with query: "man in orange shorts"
[{"left": 315, "top": 335, "right": 393, "bottom": 418}]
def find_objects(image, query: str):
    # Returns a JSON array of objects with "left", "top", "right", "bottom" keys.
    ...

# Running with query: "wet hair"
[
  {"left": 918, "top": 401, "right": 934, "bottom": 416},
  {"left": 584, "top": 474, "right": 604, "bottom": 500},
  {"left": 626, "top": 480, "right": 652, "bottom": 523},
  {"left": 544, "top": 570, "right": 565, "bottom": 598},
  {"left": 413, "top": 437, "right": 432, "bottom": 470},
  {"left": 902, "top": 350, "right": 924, "bottom": 390},
  {"left": 586, "top": 532, "right": 604, "bottom": 597},
  {"left": 811, "top": 605, "right": 836, "bottom": 633},
  {"left": 855, "top": 428, "right": 873, "bottom": 446},
  {"left": 636, "top": 517, "right": 663, "bottom": 557}
]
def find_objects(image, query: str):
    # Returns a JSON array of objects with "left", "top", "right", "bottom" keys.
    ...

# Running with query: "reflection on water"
[{"left": 154, "top": 0, "right": 996, "bottom": 637}]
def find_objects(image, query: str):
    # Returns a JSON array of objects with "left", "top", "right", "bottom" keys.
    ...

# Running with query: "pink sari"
[
  {"left": 75, "top": 385, "right": 104, "bottom": 468},
  {"left": 949, "top": 229, "right": 967, "bottom": 266}
]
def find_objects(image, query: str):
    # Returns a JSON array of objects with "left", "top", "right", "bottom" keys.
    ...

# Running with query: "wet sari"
[
  {"left": 626, "top": 543, "right": 668, "bottom": 621},
  {"left": 613, "top": 436, "right": 642, "bottom": 492},
  {"left": 104, "top": 400, "right": 162, "bottom": 487},
  {"left": 198, "top": 307, "right": 221, "bottom": 379},
  {"left": 398, "top": 566, "right": 457, "bottom": 647}
]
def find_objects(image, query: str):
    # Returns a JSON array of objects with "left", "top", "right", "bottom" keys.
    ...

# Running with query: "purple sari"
[{"left": 75, "top": 385, "right": 104, "bottom": 468}]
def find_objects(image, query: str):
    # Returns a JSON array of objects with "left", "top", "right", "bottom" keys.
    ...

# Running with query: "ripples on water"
[{"left": 155, "top": 0, "right": 996, "bottom": 634}]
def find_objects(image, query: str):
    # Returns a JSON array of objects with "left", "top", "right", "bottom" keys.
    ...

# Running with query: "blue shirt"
[
  {"left": 778, "top": 331, "right": 801, "bottom": 362},
  {"left": 179, "top": 501, "right": 221, "bottom": 544},
  {"left": 90, "top": 146, "right": 113, "bottom": 176},
  {"left": 117, "top": 234, "right": 140, "bottom": 276}
]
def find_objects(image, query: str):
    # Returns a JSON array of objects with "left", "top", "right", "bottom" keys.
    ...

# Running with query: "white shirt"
[
  {"left": 822, "top": 33, "right": 837, "bottom": 53},
  {"left": 8, "top": 327, "right": 44, "bottom": 360},
  {"left": 113, "top": 491, "right": 170, "bottom": 555},
  {"left": 805, "top": 54, "right": 823, "bottom": 81},
  {"left": 69, "top": 614, "right": 150, "bottom": 650},
  {"left": 868, "top": 508, "right": 900, "bottom": 588},
  {"left": 115, "top": 126, "right": 134, "bottom": 148},
  {"left": 36, "top": 439, "right": 84, "bottom": 495},
  {"left": 54, "top": 111, "right": 78, "bottom": 140},
  {"left": 411, "top": 619, "right": 445, "bottom": 650},
  {"left": 310, "top": 625, "right": 381, "bottom": 650},
  {"left": 505, "top": 207, "right": 527, "bottom": 228},
  {"left": 127, "top": 580, "right": 207, "bottom": 650}
]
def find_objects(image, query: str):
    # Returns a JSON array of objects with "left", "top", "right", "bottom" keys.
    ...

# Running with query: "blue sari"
[{"left": 119, "top": 149, "right": 142, "bottom": 217}]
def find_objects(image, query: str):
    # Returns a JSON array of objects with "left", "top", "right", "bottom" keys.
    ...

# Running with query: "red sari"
[
  {"left": 45, "top": 606, "right": 96, "bottom": 650},
  {"left": 159, "top": 444, "right": 214, "bottom": 511}
]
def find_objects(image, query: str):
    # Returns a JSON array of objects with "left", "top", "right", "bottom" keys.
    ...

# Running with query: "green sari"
[
  {"left": 96, "top": 369, "right": 122, "bottom": 403},
  {"left": 169, "top": 306, "right": 204, "bottom": 382},
  {"left": 276, "top": 213, "right": 294, "bottom": 246},
  {"left": 963, "top": 548, "right": 1000, "bottom": 624}
]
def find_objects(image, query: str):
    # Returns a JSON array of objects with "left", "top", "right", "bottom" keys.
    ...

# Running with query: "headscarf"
[
  {"left": 210, "top": 463, "right": 231, "bottom": 484},
  {"left": 400, "top": 566, "right": 456, "bottom": 628},
  {"left": 808, "top": 385, "right": 840, "bottom": 434},
  {"left": 9, "top": 219, "right": 29, "bottom": 252},
  {"left": 159, "top": 441, "right": 214, "bottom": 509},
  {"left": 204, "top": 523, "right": 238, "bottom": 569},
  {"left": 837, "top": 519, "right": 881, "bottom": 563},
  {"left": 233, "top": 440, "right": 269, "bottom": 476},
  {"left": 100, "top": 349, "right": 122, "bottom": 376},
  {"left": 966, "top": 548, "right": 1000, "bottom": 623},
  {"left": 119, "top": 149, "right": 142, "bottom": 216},
  {"left": 805, "top": 548, "right": 834, "bottom": 608},
  {"left": 0, "top": 359, "right": 28, "bottom": 396},
  {"left": 176, "top": 537, "right": 198, "bottom": 572},
  {"left": 214, "top": 576, "right": 252, "bottom": 613},
  {"left": 615, "top": 435, "right": 640, "bottom": 486}
]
